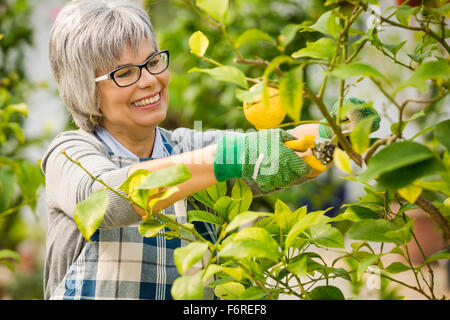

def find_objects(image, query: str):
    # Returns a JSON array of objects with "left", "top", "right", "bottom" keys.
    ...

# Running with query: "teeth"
[{"left": 132, "top": 93, "right": 160, "bottom": 107}]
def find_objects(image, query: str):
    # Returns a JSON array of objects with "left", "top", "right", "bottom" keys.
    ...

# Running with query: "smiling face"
[{"left": 96, "top": 39, "right": 170, "bottom": 139}]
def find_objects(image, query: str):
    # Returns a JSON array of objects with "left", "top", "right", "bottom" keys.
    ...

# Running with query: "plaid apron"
[{"left": 50, "top": 127, "right": 217, "bottom": 299}]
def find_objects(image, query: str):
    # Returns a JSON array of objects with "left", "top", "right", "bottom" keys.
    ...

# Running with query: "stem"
[
  {"left": 367, "top": 5, "right": 450, "bottom": 54},
  {"left": 380, "top": 273, "right": 433, "bottom": 299},
  {"left": 303, "top": 85, "right": 363, "bottom": 167},
  {"left": 403, "top": 243, "right": 423, "bottom": 292},
  {"left": 234, "top": 260, "right": 274, "bottom": 299},
  {"left": 199, "top": 55, "right": 223, "bottom": 67},
  {"left": 0, "top": 195, "right": 40, "bottom": 219},
  {"left": 414, "top": 195, "right": 450, "bottom": 240},
  {"left": 364, "top": 134, "right": 397, "bottom": 164},
  {"left": 346, "top": 39, "right": 368, "bottom": 64},
  {"left": 61, "top": 150, "right": 209, "bottom": 243}
]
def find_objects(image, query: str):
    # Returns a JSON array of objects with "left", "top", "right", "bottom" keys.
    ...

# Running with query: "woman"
[{"left": 42, "top": 0, "right": 377, "bottom": 300}]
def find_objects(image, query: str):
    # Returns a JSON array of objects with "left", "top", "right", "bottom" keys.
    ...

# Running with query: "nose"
[{"left": 137, "top": 67, "right": 158, "bottom": 88}]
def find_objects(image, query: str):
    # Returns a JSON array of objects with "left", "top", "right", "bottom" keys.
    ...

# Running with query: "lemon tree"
[{"left": 73, "top": 0, "right": 450, "bottom": 300}]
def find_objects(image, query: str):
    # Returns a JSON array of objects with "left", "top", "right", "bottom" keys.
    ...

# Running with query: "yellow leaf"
[
  {"left": 398, "top": 184, "right": 422, "bottom": 204},
  {"left": 334, "top": 148, "right": 353, "bottom": 174},
  {"left": 189, "top": 31, "right": 209, "bottom": 57}
]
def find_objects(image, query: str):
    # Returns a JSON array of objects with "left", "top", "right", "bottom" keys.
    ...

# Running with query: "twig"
[
  {"left": 414, "top": 195, "right": 450, "bottom": 240},
  {"left": 364, "top": 134, "right": 397, "bottom": 164}
]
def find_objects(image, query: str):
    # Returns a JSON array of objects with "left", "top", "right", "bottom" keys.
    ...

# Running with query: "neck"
[{"left": 102, "top": 124, "right": 157, "bottom": 159}]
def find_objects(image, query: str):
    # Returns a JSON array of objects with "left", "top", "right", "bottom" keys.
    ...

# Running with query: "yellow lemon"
[{"left": 243, "top": 85, "right": 286, "bottom": 130}]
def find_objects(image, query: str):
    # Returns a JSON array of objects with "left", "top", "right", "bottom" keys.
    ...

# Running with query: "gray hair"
[{"left": 49, "top": 0, "right": 159, "bottom": 131}]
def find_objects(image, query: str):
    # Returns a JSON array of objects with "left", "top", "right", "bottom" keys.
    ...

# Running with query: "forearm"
[{"left": 128, "top": 144, "right": 218, "bottom": 216}]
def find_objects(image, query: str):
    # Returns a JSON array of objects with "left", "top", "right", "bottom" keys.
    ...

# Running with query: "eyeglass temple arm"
[{"left": 95, "top": 74, "right": 110, "bottom": 83}]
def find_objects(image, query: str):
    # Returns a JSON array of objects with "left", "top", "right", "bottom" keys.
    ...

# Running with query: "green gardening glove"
[
  {"left": 213, "top": 128, "right": 312, "bottom": 191},
  {"left": 318, "top": 97, "right": 381, "bottom": 139}
]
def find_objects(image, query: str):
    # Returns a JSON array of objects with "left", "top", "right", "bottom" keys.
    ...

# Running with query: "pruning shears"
[{"left": 284, "top": 131, "right": 350, "bottom": 172}]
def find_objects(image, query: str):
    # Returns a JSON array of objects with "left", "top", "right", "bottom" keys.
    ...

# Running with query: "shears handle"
[{"left": 284, "top": 135, "right": 327, "bottom": 172}]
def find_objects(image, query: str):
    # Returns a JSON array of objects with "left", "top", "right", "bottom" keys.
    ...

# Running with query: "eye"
[
  {"left": 115, "top": 67, "right": 135, "bottom": 78},
  {"left": 147, "top": 58, "right": 160, "bottom": 68}
]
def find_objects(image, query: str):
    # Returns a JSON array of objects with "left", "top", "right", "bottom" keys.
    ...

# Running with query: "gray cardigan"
[{"left": 40, "top": 126, "right": 306, "bottom": 299}]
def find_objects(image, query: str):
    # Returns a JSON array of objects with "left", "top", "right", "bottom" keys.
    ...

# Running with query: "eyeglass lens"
[{"left": 113, "top": 51, "right": 168, "bottom": 86}]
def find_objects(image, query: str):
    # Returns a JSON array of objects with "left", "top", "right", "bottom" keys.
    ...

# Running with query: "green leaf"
[
  {"left": 435, "top": 119, "right": 450, "bottom": 151},
  {"left": 7, "top": 122, "right": 25, "bottom": 143},
  {"left": 147, "top": 186, "right": 179, "bottom": 212},
  {"left": 137, "top": 164, "right": 192, "bottom": 190},
  {"left": 14, "top": 159, "right": 44, "bottom": 209},
  {"left": 174, "top": 242, "right": 209, "bottom": 275},
  {"left": 423, "top": 249, "right": 450, "bottom": 264},
  {"left": 279, "top": 23, "right": 304, "bottom": 48},
  {"left": 239, "top": 286, "right": 267, "bottom": 300},
  {"left": 391, "top": 110, "right": 426, "bottom": 136},
  {"left": 309, "top": 11, "right": 342, "bottom": 38},
  {"left": 356, "top": 254, "right": 380, "bottom": 282},
  {"left": 225, "top": 211, "right": 270, "bottom": 234},
  {"left": 196, "top": 0, "right": 228, "bottom": 23},
  {"left": 377, "top": 157, "right": 444, "bottom": 190},
  {"left": 74, "top": 189, "right": 109, "bottom": 241},
  {"left": 214, "top": 282, "right": 245, "bottom": 300},
  {"left": 395, "top": 5, "right": 419, "bottom": 26},
  {"left": 189, "top": 66, "right": 248, "bottom": 89},
  {"left": 0, "top": 249, "right": 20, "bottom": 272},
  {"left": 230, "top": 178, "right": 252, "bottom": 214},
  {"left": 309, "top": 223, "right": 345, "bottom": 248},
  {"left": 213, "top": 196, "right": 237, "bottom": 222},
  {"left": 0, "top": 166, "right": 16, "bottom": 213},
  {"left": 340, "top": 205, "right": 379, "bottom": 222},
  {"left": 189, "top": 31, "right": 209, "bottom": 57},
  {"left": 291, "top": 38, "right": 335, "bottom": 60},
  {"left": 351, "top": 115, "right": 377, "bottom": 155},
  {"left": 171, "top": 272, "right": 203, "bottom": 300},
  {"left": 5, "top": 103, "right": 28, "bottom": 117},
  {"left": 347, "top": 219, "right": 398, "bottom": 243},
  {"left": 415, "top": 180, "right": 450, "bottom": 197},
  {"left": 279, "top": 66, "right": 303, "bottom": 122},
  {"left": 0, "top": 249, "right": 21, "bottom": 263},
  {"left": 274, "top": 200, "right": 307, "bottom": 232},
  {"left": 333, "top": 147, "right": 353, "bottom": 175},
  {"left": 187, "top": 210, "right": 223, "bottom": 225},
  {"left": 308, "top": 285, "right": 345, "bottom": 300},
  {"left": 139, "top": 221, "right": 165, "bottom": 237},
  {"left": 384, "top": 220, "right": 414, "bottom": 245},
  {"left": 206, "top": 181, "right": 228, "bottom": 203},
  {"left": 287, "top": 254, "right": 308, "bottom": 277},
  {"left": 385, "top": 262, "right": 410, "bottom": 274},
  {"left": 119, "top": 169, "right": 151, "bottom": 194},
  {"left": 383, "top": 40, "right": 407, "bottom": 59},
  {"left": 192, "top": 190, "right": 215, "bottom": 209},
  {"left": 235, "top": 84, "right": 264, "bottom": 103},
  {"left": 119, "top": 169, "right": 152, "bottom": 209},
  {"left": 220, "top": 227, "right": 280, "bottom": 262},
  {"left": 360, "top": 141, "right": 438, "bottom": 184},
  {"left": 397, "top": 59, "right": 450, "bottom": 93},
  {"left": 330, "top": 62, "right": 387, "bottom": 81},
  {"left": 285, "top": 210, "right": 324, "bottom": 248},
  {"left": 235, "top": 29, "right": 277, "bottom": 48}
]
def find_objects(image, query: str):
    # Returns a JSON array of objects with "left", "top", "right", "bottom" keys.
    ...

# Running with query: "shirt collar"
[{"left": 95, "top": 126, "right": 166, "bottom": 161}]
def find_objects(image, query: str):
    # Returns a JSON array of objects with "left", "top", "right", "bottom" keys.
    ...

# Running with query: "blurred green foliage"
[
  {"left": 0, "top": 0, "right": 45, "bottom": 299},
  {"left": 147, "top": 0, "right": 329, "bottom": 131}
]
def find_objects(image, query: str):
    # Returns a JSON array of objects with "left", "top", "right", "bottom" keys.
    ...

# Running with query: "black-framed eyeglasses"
[{"left": 95, "top": 49, "right": 169, "bottom": 87}]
